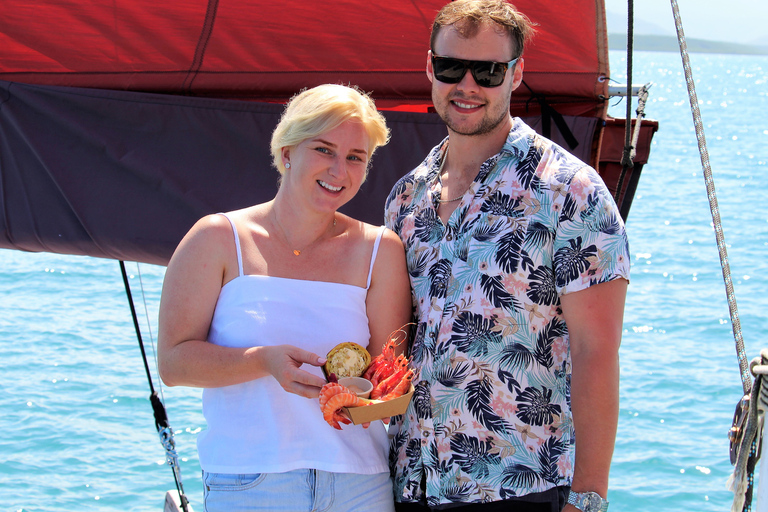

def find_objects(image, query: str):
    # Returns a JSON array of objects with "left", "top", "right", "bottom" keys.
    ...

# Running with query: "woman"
[{"left": 157, "top": 84, "right": 412, "bottom": 512}]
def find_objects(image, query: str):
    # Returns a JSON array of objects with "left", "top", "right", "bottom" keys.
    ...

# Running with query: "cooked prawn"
[
  {"left": 379, "top": 369, "right": 414, "bottom": 402},
  {"left": 363, "top": 327, "right": 408, "bottom": 381},
  {"left": 319, "top": 382, "right": 348, "bottom": 409},
  {"left": 322, "top": 392, "right": 362, "bottom": 430},
  {"left": 370, "top": 355, "right": 410, "bottom": 399}
]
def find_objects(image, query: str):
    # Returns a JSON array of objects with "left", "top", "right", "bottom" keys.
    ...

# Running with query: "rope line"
[
  {"left": 135, "top": 263, "right": 166, "bottom": 405},
  {"left": 119, "top": 261, "right": 191, "bottom": 512},
  {"left": 669, "top": 0, "right": 750, "bottom": 396},
  {"left": 670, "top": 0, "right": 760, "bottom": 508}
]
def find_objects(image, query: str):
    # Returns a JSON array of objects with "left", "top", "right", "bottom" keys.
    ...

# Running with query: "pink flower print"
[
  {"left": 551, "top": 337, "right": 568, "bottom": 366},
  {"left": 509, "top": 179, "right": 525, "bottom": 199},
  {"left": 403, "top": 216, "right": 416, "bottom": 235},
  {"left": 502, "top": 273, "right": 529, "bottom": 294},
  {"left": 491, "top": 394, "right": 517, "bottom": 417},
  {"left": 479, "top": 261, "right": 489, "bottom": 272},
  {"left": 557, "top": 454, "right": 573, "bottom": 474},
  {"left": 437, "top": 439, "right": 451, "bottom": 455},
  {"left": 488, "top": 307, "right": 503, "bottom": 320},
  {"left": 570, "top": 172, "right": 594, "bottom": 202}
]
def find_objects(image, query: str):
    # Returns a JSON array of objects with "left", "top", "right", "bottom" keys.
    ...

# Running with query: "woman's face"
[{"left": 282, "top": 120, "right": 370, "bottom": 212}]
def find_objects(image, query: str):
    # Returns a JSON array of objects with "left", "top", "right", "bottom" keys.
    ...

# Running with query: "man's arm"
[{"left": 560, "top": 277, "right": 628, "bottom": 509}]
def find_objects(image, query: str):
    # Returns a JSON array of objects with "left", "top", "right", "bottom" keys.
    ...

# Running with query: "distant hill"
[{"left": 609, "top": 33, "right": 768, "bottom": 55}]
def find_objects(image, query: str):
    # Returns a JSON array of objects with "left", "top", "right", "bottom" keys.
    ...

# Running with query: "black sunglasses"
[{"left": 431, "top": 55, "right": 518, "bottom": 88}]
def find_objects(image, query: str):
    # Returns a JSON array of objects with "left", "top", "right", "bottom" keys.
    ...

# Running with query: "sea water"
[{"left": 1, "top": 50, "right": 766, "bottom": 511}]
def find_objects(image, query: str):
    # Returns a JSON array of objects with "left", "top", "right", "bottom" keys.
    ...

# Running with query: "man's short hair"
[{"left": 430, "top": 0, "right": 536, "bottom": 59}]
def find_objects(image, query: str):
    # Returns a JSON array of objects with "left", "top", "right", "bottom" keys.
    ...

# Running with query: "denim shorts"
[{"left": 202, "top": 469, "right": 395, "bottom": 512}]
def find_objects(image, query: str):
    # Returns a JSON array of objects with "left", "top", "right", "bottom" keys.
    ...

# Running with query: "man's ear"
[
  {"left": 426, "top": 50, "right": 435, "bottom": 84},
  {"left": 509, "top": 57, "right": 524, "bottom": 91}
]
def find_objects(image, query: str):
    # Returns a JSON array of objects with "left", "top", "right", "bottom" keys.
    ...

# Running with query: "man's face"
[{"left": 427, "top": 23, "right": 523, "bottom": 138}]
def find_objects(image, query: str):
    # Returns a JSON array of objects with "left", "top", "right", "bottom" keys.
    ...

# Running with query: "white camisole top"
[{"left": 196, "top": 213, "right": 390, "bottom": 475}]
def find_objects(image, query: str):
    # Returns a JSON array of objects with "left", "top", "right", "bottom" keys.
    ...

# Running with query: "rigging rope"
[
  {"left": 614, "top": 0, "right": 653, "bottom": 218},
  {"left": 614, "top": 0, "right": 635, "bottom": 209},
  {"left": 668, "top": 1, "right": 757, "bottom": 510},
  {"left": 668, "top": 0, "right": 750, "bottom": 397},
  {"left": 119, "top": 261, "right": 191, "bottom": 512}
]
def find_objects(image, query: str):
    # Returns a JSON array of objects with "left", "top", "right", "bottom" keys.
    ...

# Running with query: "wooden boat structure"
[{"left": 17, "top": 1, "right": 768, "bottom": 510}]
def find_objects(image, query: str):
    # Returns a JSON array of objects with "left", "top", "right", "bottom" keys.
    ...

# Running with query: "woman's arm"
[
  {"left": 365, "top": 228, "right": 413, "bottom": 359},
  {"left": 157, "top": 214, "right": 328, "bottom": 397}
]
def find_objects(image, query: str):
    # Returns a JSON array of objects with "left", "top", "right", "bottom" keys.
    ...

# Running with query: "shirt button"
[{"left": 446, "top": 233, "right": 453, "bottom": 241}]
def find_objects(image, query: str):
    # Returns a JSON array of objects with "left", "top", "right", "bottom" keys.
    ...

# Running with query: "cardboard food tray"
[{"left": 342, "top": 385, "right": 414, "bottom": 425}]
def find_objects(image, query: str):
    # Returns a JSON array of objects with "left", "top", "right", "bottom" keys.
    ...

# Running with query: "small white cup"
[{"left": 338, "top": 377, "right": 373, "bottom": 399}]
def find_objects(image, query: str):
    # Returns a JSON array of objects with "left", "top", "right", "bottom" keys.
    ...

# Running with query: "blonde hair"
[
  {"left": 431, "top": 0, "right": 536, "bottom": 60},
  {"left": 270, "top": 84, "right": 390, "bottom": 181}
]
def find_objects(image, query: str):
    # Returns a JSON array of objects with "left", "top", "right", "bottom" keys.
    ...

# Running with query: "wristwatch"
[{"left": 567, "top": 490, "right": 609, "bottom": 512}]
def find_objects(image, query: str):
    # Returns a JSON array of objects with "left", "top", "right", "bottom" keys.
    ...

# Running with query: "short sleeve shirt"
[{"left": 384, "top": 118, "right": 631, "bottom": 506}]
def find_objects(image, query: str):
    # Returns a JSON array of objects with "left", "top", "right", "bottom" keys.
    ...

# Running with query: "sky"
[{"left": 603, "top": 0, "right": 768, "bottom": 46}]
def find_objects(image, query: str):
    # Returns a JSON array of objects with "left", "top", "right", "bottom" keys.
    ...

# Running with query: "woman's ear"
[{"left": 281, "top": 147, "right": 291, "bottom": 168}]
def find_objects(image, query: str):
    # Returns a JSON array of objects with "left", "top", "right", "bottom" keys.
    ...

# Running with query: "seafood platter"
[{"left": 319, "top": 339, "right": 414, "bottom": 428}]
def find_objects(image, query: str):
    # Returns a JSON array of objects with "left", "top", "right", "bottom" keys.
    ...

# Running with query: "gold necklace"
[
  {"left": 436, "top": 152, "right": 472, "bottom": 204},
  {"left": 272, "top": 211, "right": 336, "bottom": 256}
]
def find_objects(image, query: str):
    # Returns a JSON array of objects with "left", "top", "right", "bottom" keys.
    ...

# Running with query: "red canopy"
[
  {"left": 0, "top": 0, "right": 609, "bottom": 116},
  {"left": 0, "top": 1, "right": 657, "bottom": 265}
]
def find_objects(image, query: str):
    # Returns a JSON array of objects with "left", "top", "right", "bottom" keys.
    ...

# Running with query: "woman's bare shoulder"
[
  {"left": 349, "top": 221, "right": 405, "bottom": 271},
  {"left": 166, "top": 213, "right": 243, "bottom": 274},
  {"left": 184, "top": 212, "right": 235, "bottom": 246},
  {"left": 347, "top": 218, "right": 401, "bottom": 245}
]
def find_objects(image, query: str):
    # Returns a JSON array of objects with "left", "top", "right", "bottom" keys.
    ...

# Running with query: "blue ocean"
[{"left": 1, "top": 50, "right": 766, "bottom": 511}]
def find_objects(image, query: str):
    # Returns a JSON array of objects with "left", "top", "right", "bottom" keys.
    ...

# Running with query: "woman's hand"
[{"left": 262, "top": 345, "right": 328, "bottom": 398}]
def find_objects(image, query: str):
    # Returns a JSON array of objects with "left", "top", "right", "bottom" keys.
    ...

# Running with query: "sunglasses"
[{"left": 431, "top": 55, "right": 518, "bottom": 88}]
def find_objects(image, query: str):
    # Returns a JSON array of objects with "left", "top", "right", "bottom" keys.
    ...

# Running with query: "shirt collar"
[{"left": 414, "top": 118, "right": 534, "bottom": 185}]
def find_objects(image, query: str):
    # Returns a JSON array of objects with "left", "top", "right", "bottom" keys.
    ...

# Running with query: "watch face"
[{"left": 582, "top": 492, "right": 603, "bottom": 512}]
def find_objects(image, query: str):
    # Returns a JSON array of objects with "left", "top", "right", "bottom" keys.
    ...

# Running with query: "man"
[{"left": 384, "top": 1, "right": 629, "bottom": 511}]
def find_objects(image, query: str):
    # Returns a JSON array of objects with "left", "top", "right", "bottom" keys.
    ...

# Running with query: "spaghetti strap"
[
  {"left": 366, "top": 226, "right": 386, "bottom": 290},
  {"left": 217, "top": 213, "right": 244, "bottom": 277}
]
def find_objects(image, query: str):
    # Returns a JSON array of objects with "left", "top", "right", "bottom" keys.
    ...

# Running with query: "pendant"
[{"left": 293, "top": 249, "right": 301, "bottom": 256}]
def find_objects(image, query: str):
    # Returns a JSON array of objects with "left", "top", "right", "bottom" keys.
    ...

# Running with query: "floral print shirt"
[{"left": 384, "top": 118, "right": 631, "bottom": 506}]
